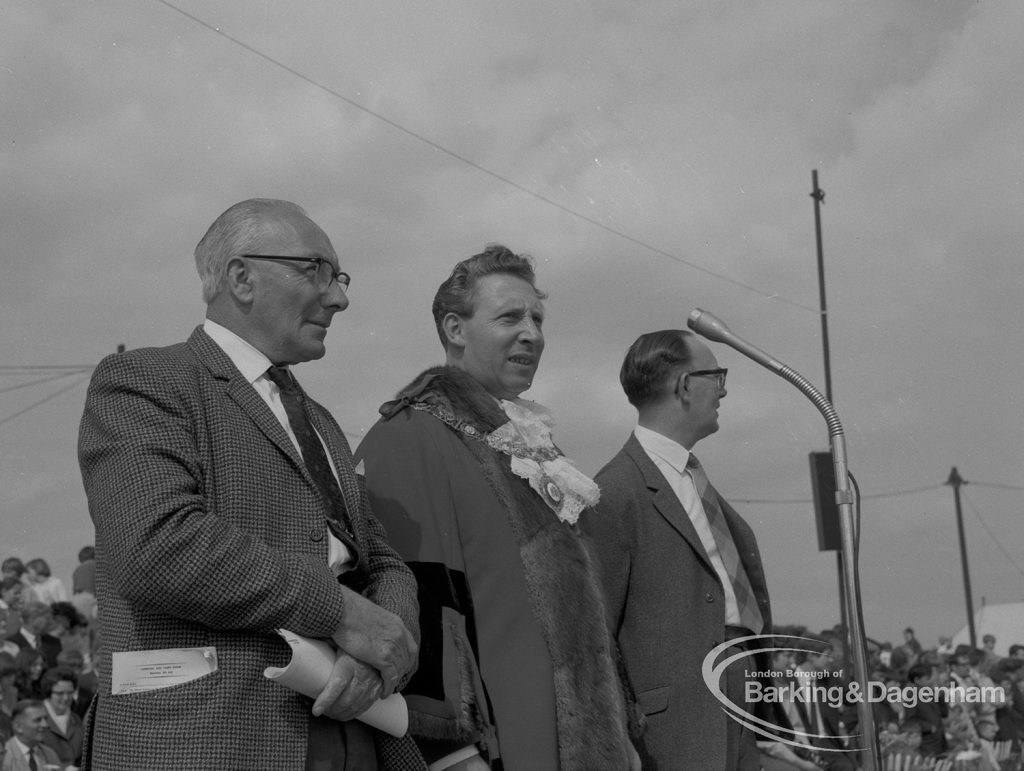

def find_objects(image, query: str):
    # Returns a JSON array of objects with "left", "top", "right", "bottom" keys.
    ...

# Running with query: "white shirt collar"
[
  {"left": 203, "top": 319, "right": 274, "bottom": 384},
  {"left": 634, "top": 425, "right": 692, "bottom": 476}
]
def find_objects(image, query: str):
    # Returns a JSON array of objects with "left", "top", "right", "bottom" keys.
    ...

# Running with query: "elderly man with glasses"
[
  {"left": 582, "top": 329, "right": 772, "bottom": 771},
  {"left": 78, "top": 199, "right": 420, "bottom": 771}
]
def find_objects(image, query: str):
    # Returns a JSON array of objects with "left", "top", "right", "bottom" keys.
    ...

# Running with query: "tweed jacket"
[
  {"left": 77, "top": 326, "right": 419, "bottom": 770},
  {"left": 582, "top": 434, "right": 771, "bottom": 771}
]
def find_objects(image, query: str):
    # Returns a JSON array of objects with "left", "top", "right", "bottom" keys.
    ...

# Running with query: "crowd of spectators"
[
  {"left": 871, "top": 628, "right": 1024, "bottom": 770},
  {"left": 1, "top": 548, "right": 97, "bottom": 770},
  {"left": 760, "top": 624, "right": 1024, "bottom": 771}
]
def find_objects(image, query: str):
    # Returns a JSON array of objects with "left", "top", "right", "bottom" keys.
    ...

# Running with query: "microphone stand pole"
[
  {"left": 811, "top": 170, "right": 850, "bottom": 659},
  {"left": 688, "top": 309, "right": 881, "bottom": 771}
]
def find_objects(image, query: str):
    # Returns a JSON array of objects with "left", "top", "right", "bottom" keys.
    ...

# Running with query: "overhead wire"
[
  {"left": 151, "top": 0, "right": 817, "bottom": 314},
  {"left": 733, "top": 482, "right": 945, "bottom": 505},
  {"left": 0, "top": 370, "right": 93, "bottom": 394},
  {"left": 0, "top": 375, "right": 91, "bottom": 428},
  {"left": 0, "top": 365, "right": 97, "bottom": 372},
  {"left": 962, "top": 488, "right": 1024, "bottom": 580},
  {"left": 969, "top": 481, "right": 1024, "bottom": 492}
]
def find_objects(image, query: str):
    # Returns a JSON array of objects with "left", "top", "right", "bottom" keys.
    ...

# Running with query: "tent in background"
[{"left": 951, "top": 602, "right": 1024, "bottom": 655}]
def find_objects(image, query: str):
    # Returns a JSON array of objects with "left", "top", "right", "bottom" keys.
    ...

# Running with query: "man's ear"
[
  {"left": 223, "top": 257, "right": 255, "bottom": 303},
  {"left": 441, "top": 312, "right": 465, "bottom": 349},
  {"left": 673, "top": 371, "right": 692, "bottom": 406}
]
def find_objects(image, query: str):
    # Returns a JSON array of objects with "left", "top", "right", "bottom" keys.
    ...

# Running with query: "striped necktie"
[
  {"left": 266, "top": 366, "right": 350, "bottom": 528},
  {"left": 687, "top": 453, "right": 763, "bottom": 634}
]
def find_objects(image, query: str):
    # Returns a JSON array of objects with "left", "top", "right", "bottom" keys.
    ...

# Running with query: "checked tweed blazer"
[{"left": 78, "top": 326, "right": 419, "bottom": 770}]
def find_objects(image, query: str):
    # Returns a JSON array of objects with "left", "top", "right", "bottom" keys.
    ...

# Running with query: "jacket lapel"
[
  {"left": 623, "top": 434, "right": 717, "bottom": 574},
  {"left": 187, "top": 326, "right": 311, "bottom": 483}
]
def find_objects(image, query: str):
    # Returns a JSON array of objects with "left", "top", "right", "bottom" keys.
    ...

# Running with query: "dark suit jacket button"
[
  {"left": 705, "top": 593, "right": 715, "bottom": 602},
  {"left": 308, "top": 527, "right": 324, "bottom": 542}
]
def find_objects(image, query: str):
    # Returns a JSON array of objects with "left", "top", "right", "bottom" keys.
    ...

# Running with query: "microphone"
[
  {"left": 687, "top": 308, "right": 784, "bottom": 374},
  {"left": 687, "top": 307, "right": 881, "bottom": 769}
]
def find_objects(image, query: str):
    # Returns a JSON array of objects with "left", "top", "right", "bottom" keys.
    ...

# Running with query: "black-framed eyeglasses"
[
  {"left": 241, "top": 254, "right": 350, "bottom": 291},
  {"left": 683, "top": 368, "right": 728, "bottom": 389}
]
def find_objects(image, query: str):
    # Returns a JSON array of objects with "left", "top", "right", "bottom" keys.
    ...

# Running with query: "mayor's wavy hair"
[
  {"left": 431, "top": 244, "right": 547, "bottom": 350},
  {"left": 619, "top": 329, "right": 695, "bottom": 408}
]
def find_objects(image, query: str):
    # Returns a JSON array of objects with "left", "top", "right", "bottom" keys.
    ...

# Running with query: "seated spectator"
[
  {"left": 5, "top": 602, "right": 60, "bottom": 668},
  {"left": 0, "top": 652, "right": 16, "bottom": 743},
  {"left": 0, "top": 559, "right": 25, "bottom": 584},
  {"left": 23, "top": 559, "right": 67, "bottom": 606},
  {"left": 14, "top": 648, "right": 45, "bottom": 701},
  {"left": 870, "top": 667, "right": 904, "bottom": 728},
  {"left": 54, "top": 651, "right": 94, "bottom": 720},
  {"left": 1009, "top": 644, "right": 1024, "bottom": 661},
  {"left": 878, "top": 641, "right": 894, "bottom": 668},
  {"left": 3, "top": 699, "right": 63, "bottom": 770},
  {"left": 879, "top": 718, "right": 924, "bottom": 767},
  {"left": 0, "top": 579, "right": 23, "bottom": 613},
  {"left": 978, "top": 634, "right": 1001, "bottom": 676},
  {"left": 71, "top": 546, "right": 95, "bottom": 598},
  {"left": 39, "top": 667, "right": 84, "bottom": 769},
  {"left": 47, "top": 604, "right": 80, "bottom": 639},
  {"left": 0, "top": 604, "right": 18, "bottom": 659},
  {"left": 969, "top": 647, "right": 1001, "bottom": 723},
  {"left": 975, "top": 717, "right": 1001, "bottom": 771},
  {"left": 903, "top": 627, "right": 923, "bottom": 656},
  {"left": 993, "top": 674, "right": 1024, "bottom": 750},
  {"left": 889, "top": 643, "right": 910, "bottom": 672},
  {"left": 0, "top": 576, "right": 25, "bottom": 636},
  {"left": 904, "top": 662, "right": 948, "bottom": 757},
  {"left": 755, "top": 648, "right": 825, "bottom": 771}
]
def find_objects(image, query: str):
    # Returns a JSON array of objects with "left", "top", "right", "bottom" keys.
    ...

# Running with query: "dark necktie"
[
  {"left": 265, "top": 365, "right": 352, "bottom": 537},
  {"left": 687, "top": 453, "right": 764, "bottom": 634},
  {"left": 28, "top": 748, "right": 38, "bottom": 771}
]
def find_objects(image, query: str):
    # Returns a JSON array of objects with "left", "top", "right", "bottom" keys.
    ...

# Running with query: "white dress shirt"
[
  {"left": 634, "top": 425, "right": 742, "bottom": 626},
  {"left": 204, "top": 319, "right": 351, "bottom": 575}
]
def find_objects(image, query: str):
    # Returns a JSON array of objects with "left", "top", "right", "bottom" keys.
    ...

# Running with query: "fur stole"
[{"left": 382, "top": 367, "right": 632, "bottom": 770}]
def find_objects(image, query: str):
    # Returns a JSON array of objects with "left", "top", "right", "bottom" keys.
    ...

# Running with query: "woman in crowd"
[
  {"left": 40, "top": 667, "right": 85, "bottom": 769},
  {"left": 358, "top": 245, "right": 638, "bottom": 770},
  {"left": 14, "top": 647, "right": 45, "bottom": 700}
]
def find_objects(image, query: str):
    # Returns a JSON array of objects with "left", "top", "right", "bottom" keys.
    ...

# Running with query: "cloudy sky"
[{"left": 3, "top": 0, "right": 1023, "bottom": 650}]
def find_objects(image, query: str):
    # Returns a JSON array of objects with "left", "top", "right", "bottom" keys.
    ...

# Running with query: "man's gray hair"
[{"left": 194, "top": 198, "right": 309, "bottom": 303}]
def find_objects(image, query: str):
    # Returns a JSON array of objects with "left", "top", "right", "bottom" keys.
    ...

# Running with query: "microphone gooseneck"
[
  {"left": 686, "top": 307, "right": 881, "bottom": 771},
  {"left": 687, "top": 308, "right": 841, "bottom": 438}
]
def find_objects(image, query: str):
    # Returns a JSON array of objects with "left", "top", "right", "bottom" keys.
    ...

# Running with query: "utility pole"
[
  {"left": 947, "top": 466, "right": 977, "bottom": 648},
  {"left": 811, "top": 171, "right": 848, "bottom": 643}
]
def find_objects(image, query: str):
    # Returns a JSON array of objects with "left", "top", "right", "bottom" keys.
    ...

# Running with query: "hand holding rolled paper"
[{"left": 265, "top": 629, "right": 409, "bottom": 737}]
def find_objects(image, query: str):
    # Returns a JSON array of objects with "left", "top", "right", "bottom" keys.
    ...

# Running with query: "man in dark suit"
[
  {"left": 77, "top": 199, "right": 419, "bottom": 770},
  {"left": 583, "top": 329, "right": 772, "bottom": 771},
  {"left": 4, "top": 603, "right": 61, "bottom": 669}
]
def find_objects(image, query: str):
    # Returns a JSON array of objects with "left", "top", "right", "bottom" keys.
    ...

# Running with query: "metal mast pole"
[{"left": 947, "top": 466, "right": 977, "bottom": 648}]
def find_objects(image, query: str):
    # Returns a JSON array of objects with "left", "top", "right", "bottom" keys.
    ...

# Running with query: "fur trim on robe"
[{"left": 379, "top": 366, "right": 633, "bottom": 771}]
